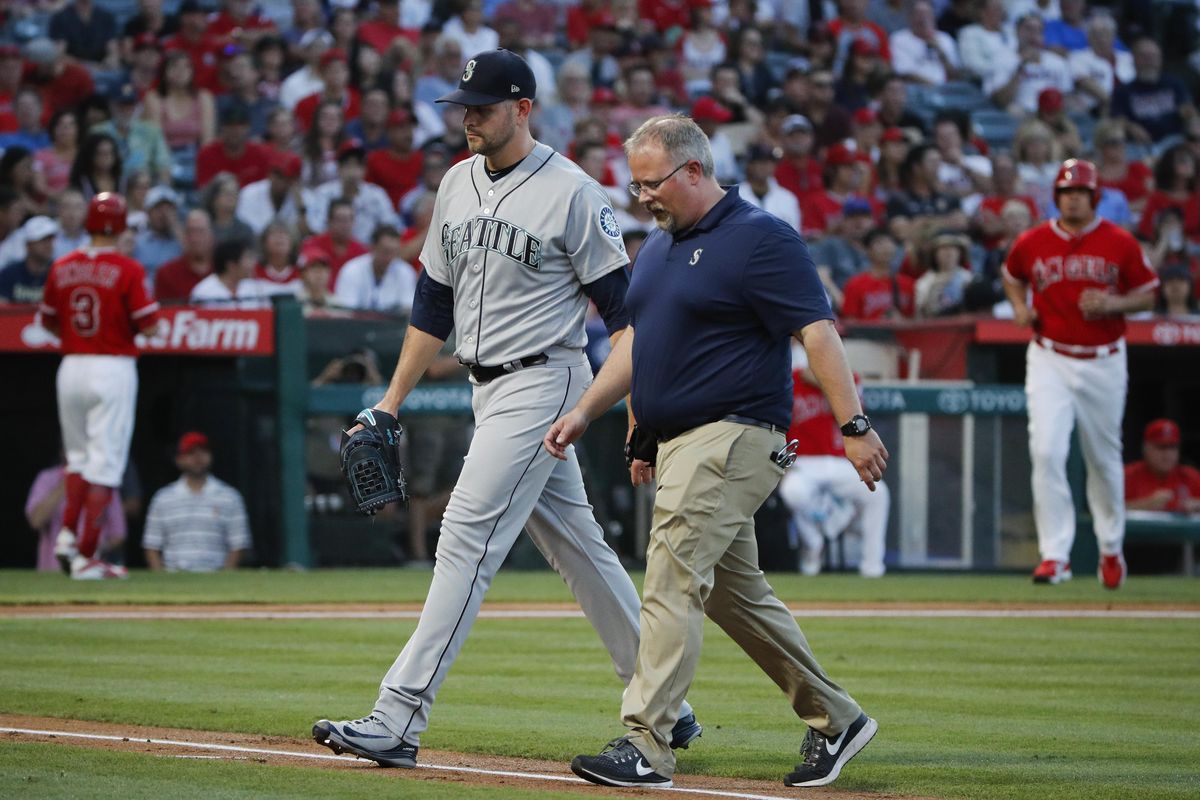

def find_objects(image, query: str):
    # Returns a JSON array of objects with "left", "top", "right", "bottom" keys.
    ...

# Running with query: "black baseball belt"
[{"left": 463, "top": 352, "right": 549, "bottom": 384}]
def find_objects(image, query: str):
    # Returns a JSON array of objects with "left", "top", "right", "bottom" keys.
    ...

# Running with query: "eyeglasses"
[{"left": 628, "top": 161, "right": 690, "bottom": 197}]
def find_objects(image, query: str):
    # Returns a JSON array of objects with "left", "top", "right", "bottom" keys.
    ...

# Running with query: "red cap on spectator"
[
  {"left": 691, "top": 96, "right": 733, "bottom": 123},
  {"left": 826, "top": 143, "right": 857, "bottom": 165},
  {"left": 1038, "top": 87, "right": 1064, "bottom": 114},
  {"left": 851, "top": 39, "right": 878, "bottom": 57},
  {"left": 387, "top": 107, "right": 414, "bottom": 127},
  {"left": 132, "top": 33, "right": 158, "bottom": 51},
  {"left": 0, "top": 44, "right": 21, "bottom": 59},
  {"left": 1144, "top": 419, "right": 1181, "bottom": 447},
  {"left": 177, "top": 431, "right": 210, "bottom": 456},
  {"left": 337, "top": 138, "right": 366, "bottom": 161},
  {"left": 320, "top": 47, "right": 348, "bottom": 68},
  {"left": 590, "top": 87, "right": 618, "bottom": 105},
  {"left": 270, "top": 150, "right": 302, "bottom": 179},
  {"left": 881, "top": 127, "right": 906, "bottom": 143},
  {"left": 299, "top": 243, "right": 332, "bottom": 268},
  {"left": 852, "top": 107, "right": 878, "bottom": 126}
]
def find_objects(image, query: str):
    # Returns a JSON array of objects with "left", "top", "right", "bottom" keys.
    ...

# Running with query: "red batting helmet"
[
  {"left": 85, "top": 192, "right": 128, "bottom": 236},
  {"left": 1054, "top": 158, "right": 1099, "bottom": 207}
]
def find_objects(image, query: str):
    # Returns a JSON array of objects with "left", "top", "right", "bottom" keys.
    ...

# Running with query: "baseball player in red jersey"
[
  {"left": 1002, "top": 159, "right": 1159, "bottom": 589},
  {"left": 778, "top": 351, "right": 888, "bottom": 577},
  {"left": 38, "top": 193, "right": 162, "bottom": 580}
]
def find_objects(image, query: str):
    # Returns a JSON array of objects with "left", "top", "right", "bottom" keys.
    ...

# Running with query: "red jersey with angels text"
[
  {"left": 1003, "top": 218, "right": 1158, "bottom": 347},
  {"left": 787, "top": 369, "right": 863, "bottom": 457},
  {"left": 39, "top": 248, "right": 160, "bottom": 357}
]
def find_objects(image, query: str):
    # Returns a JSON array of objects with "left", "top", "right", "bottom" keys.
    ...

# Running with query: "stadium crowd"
[{"left": 0, "top": 0, "right": 1196, "bottom": 320}]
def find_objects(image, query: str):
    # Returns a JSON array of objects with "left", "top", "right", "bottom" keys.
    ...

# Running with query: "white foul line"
[
  {"left": 6, "top": 608, "right": 1199, "bottom": 620},
  {"left": 1, "top": 727, "right": 802, "bottom": 800}
]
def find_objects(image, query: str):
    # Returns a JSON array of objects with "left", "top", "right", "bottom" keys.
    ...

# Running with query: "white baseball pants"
[
  {"left": 778, "top": 456, "right": 888, "bottom": 577},
  {"left": 56, "top": 355, "right": 138, "bottom": 487},
  {"left": 1025, "top": 340, "right": 1127, "bottom": 561},
  {"left": 373, "top": 359, "right": 691, "bottom": 744}
]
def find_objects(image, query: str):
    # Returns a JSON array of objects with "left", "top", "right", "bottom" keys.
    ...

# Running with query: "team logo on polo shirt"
[
  {"left": 689, "top": 248, "right": 703, "bottom": 266},
  {"left": 463, "top": 59, "right": 476, "bottom": 82},
  {"left": 599, "top": 207, "right": 621, "bottom": 239}
]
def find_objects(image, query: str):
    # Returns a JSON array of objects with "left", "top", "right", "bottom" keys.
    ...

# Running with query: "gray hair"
[
  {"left": 1085, "top": 11, "right": 1116, "bottom": 37},
  {"left": 624, "top": 115, "right": 715, "bottom": 178}
]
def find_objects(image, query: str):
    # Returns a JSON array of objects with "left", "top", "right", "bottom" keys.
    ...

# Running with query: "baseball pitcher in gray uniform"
[{"left": 313, "top": 49, "right": 699, "bottom": 768}]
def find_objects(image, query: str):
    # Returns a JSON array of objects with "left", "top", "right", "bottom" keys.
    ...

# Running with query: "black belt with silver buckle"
[
  {"left": 464, "top": 352, "right": 548, "bottom": 383},
  {"left": 655, "top": 414, "right": 784, "bottom": 443}
]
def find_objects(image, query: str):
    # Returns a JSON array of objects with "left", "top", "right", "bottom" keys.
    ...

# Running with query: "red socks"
[
  {"left": 76, "top": 484, "right": 114, "bottom": 559},
  {"left": 61, "top": 472, "right": 87, "bottom": 537}
]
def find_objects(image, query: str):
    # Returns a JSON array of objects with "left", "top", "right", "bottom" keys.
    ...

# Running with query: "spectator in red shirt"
[
  {"left": 20, "top": 38, "right": 96, "bottom": 127},
  {"left": 639, "top": 0, "right": 697, "bottom": 35},
  {"left": 358, "top": 0, "right": 421, "bottom": 61},
  {"left": 162, "top": 0, "right": 222, "bottom": 92},
  {"left": 1125, "top": 419, "right": 1200, "bottom": 514},
  {"left": 774, "top": 114, "right": 823, "bottom": 206},
  {"left": 155, "top": 209, "right": 216, "bottom": 302},
  {"left": 841, "top": 228, "right": 915, "bottom": 320},
  {"left": 802, "top": 144, "right": 881, "bottom": 238},
  {"left": 196, "top": 102, "right": 273, "bottom": 188},
  {"left": 1095, "top": 119, "right": 1152, "bottom": 216},
  {"left": 295, "top": 48, "right": 360, "bottom": 132},
  {"left": 1138, "top": 144, "right": 1200, "bottom": 244},
  {"left": 206, "top": 0, "right": 277, "bottom": 50},
  {"left": 976, "top": 152, "right": 1040, "bottom": 250},
  {"left": 829, "top": 0, "right": 893, "bottom": 64},
  {"left": 0, "top": 44, "right": 22, "bottom": 132},
  {"left": 366, "top": 107, "right": 424, "bottom": 208},
  {"left": 566, "top": 0, "right": 609, "bottom": 49},
  {"left": 302, "top": 198, "right": 369, "bottom": 287}
]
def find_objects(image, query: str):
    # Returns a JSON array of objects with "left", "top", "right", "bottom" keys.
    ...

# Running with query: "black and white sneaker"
[
  {"left": 571, "top": 737, "right": 673, "bottom": 788},
  {"left": 669, "top": 712, "right": 703, "bottom": 750},
  {"left": 312, "top": 715, "right": 418, "bottom": 768},
  {"left": 783, "top": 712, "right": 878, "bottom": 787}
]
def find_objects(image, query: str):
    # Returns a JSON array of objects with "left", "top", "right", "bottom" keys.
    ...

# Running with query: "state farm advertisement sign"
[{"left": 0, "top": 307, "right": 275, "bottom": 356}]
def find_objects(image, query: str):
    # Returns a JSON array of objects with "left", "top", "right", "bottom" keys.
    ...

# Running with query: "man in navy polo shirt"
[{"left": 546, "top": 115, "right": 889, "bottom": 790}]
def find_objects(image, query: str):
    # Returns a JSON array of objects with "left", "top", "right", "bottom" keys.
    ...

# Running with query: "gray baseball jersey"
[
  {"left": 372, "top": 140, "right": 693, "bottom": 746},
  {"left": 420, "top": 141, "right": 627, "bottom": 366}
]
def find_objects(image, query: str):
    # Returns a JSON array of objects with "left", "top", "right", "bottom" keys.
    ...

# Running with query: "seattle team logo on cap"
[
  {"left": 599, "top": 207, "right": 622, "bottom": 239},
  {"left": 463, "top": 59, "right": 476, "bottom": 82}
]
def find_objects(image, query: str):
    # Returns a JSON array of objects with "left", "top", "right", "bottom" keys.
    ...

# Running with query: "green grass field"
[{"left": 1, "top": 570, "right": 1197, "bottom": 799}]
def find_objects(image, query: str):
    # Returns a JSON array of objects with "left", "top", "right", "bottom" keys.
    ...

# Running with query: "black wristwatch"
[{"left": 840, "top": 414, "right": 872, "bottom": 437}]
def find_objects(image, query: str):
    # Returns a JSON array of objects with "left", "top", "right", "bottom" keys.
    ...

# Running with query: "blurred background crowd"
[{"left": 0, "top": 0, "right": 1197, "bottom": 319}]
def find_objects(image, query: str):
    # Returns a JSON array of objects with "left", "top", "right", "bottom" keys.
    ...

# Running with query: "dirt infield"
[{"left": 1, "top": 714, "right": 929, "bottom": 800}]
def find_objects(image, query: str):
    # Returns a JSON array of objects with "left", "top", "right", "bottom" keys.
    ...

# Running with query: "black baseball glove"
[
  {"left": 341, "top": 409, "right": 409, "bottom": 515},
  {"left": 625, "top": 424, "right": 659, "bottom": 467}
]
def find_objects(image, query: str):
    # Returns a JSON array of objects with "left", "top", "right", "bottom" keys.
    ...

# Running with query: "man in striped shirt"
[{"left": 143, "top": 432, "right": 251, "bottom": 572}]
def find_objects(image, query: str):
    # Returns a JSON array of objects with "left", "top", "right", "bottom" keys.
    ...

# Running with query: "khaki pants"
[{"left": 620, "top": 421, "right": 862, "bottom": 777}]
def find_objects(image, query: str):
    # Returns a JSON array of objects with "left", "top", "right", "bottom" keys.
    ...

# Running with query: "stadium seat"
[
  {"left": 920, "top": 81, "right": 990, "bottom": 113},
  {"left": 970, "top": 109, "right": 1021, "bottom": 152}
]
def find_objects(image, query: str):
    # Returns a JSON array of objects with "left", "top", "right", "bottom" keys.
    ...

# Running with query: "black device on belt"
[{"left": 463, "top": 352, "right": 549, "bottom": 383}]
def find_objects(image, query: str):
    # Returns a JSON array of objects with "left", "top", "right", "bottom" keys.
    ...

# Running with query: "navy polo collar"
[{"left": 673, "top": 186, "right": 742, "bottom": 240}]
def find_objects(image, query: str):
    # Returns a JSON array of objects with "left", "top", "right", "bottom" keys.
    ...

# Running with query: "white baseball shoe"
[
  {"left": 54, "top": 528, "right": 78, "bottom": 574},
  {"left": 70, "top": 556, "right": 128, "bottom": 581}
]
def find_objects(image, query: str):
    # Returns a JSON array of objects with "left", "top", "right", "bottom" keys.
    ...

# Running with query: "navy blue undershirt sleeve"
[
  {"left": 409, "top": 270, "right": 454, "bottom": 341},
  {"left": 581, "top": 266, "right": 631, "bottom": 335}
]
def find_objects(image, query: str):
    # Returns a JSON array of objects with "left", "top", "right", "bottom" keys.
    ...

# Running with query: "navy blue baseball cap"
[{"left": 436, "top": 48, "right": 536, "bottom": 106}]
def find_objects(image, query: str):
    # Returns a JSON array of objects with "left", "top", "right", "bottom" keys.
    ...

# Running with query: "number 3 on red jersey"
[{"left": 70, "top": 287, "right": 101, "bottom": 337}]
